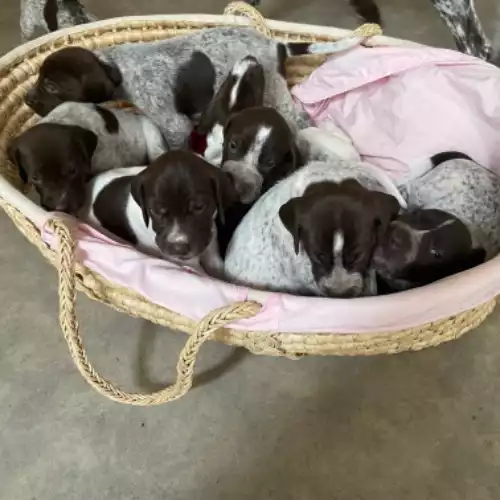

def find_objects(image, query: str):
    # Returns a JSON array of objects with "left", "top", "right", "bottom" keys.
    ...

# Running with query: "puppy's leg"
[
  {"left": 200, "top": 233, "right": 226, "bottom": 279},
  {"left": 20, "top": 0, "right": 46, "bottom": 42},
  {"left": 431, "top": 0, "right": 491, "bottom": 59},
  {"left": 139, "top": 116, "right": 170, "bottom": 162}
]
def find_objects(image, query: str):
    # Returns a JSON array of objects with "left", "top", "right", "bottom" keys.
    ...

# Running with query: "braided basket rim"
[{"left": 0, "top": 13, "right": 495, "bottom": 358}]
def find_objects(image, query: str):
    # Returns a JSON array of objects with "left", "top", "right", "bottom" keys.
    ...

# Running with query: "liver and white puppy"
[
  {"left": 198, "top": 55, "right": 266, "bottom": 166},
  {"left": 21, "top": 0, "right": 97, "bottom": 42},
  {"left": 24, "top": 27, "right": 359, "bottom": 148},
  {"left": 400, "top": 152, "right": 500, "bottom": 258},
  {"left": 371, "top": 151, "right": 499, "bottom": 293},
  {"left": 372, "top": 209, "right": 486, "bottom": 293},
  {"left": 225, "top": 161, "right": 401, "bottom": 297},
  {"left": 82, "top": 151, "right": 237, "bottom": 276},
  {"left": 8, "top": 102, "right": 166, "bottom": 213}
]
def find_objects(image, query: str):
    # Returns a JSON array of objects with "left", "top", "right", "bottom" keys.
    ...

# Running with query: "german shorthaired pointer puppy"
[
  {"left": 21, "top": 0, "right": 97, "bottom": 42},
  {"left": 402, "top": 152, "right": 500, "bottom": 258},
  {"left": 224, "top": 160, "right": 401, "bottom": 297},
  {"left": 24, "top": 27, "right": 364, "bottom": 149},
  {"left": 8, "top": 102, "right": 166, "bottom": 213},
  {"left": 372, "top": 209, "right": 486, "bottom": 293},
  {"left": 372, "top": 151, "right": 499, "bottom": 293},
  {"left": 81, "top": 151, "right": 237, "bottom": 277}
]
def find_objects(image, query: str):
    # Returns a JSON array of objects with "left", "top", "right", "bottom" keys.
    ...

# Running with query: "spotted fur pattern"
[
  {"left": 96, "top": 27, "right": 318, "bottom": 150},
  {"left": 20, "top": 0, "right": 97, "bottom": 42},
  {"left": 402, "top": 159, "right": 500, "bottom": 258},
  {"left": 431, "top": 0, "right": 491, "bottom": 59},
  {"left": 40, "top": 102, "right": 167, "bottom": 172},
  {"left": 224, "top": 160, "right": 389, "bottom": 296}
]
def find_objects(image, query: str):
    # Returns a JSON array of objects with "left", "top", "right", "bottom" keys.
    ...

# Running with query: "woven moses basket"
[{"left": 0, "top": 2, "right": 496, "bottom": 406}]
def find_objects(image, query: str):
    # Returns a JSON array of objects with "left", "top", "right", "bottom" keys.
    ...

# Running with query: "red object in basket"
[{"left": 189, "top": 130, "right": 208, "bottom": 156}]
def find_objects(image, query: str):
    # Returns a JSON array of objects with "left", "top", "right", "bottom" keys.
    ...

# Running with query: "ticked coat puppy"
[
  {"left": 8, "top": 102, "right": 166, "bottom": 213},
  {"left": 21, "top": 0, "right": 97, "bottom": 42},
  {"left": 372, "top": 152, "right": 498, "bottom": 292},
  {"left": 25, "top": 26, "right": 363, "bottom": 149},
  {"left": 81, "top": 151, "right": 237, "bottom": 277},
  {"left": 224, "top": 161, "right": 401, "bottom": 297}
]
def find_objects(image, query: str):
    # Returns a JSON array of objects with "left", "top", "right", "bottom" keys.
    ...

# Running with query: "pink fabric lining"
[
  {"left": 39, "top": 45, "right": 500, "bottom": 334},
  {"left": 292, "top": 46, "right": 500, "bottom": 180},
  {"left": 42, "top": 216, "right": 500, "bottom": 334}
]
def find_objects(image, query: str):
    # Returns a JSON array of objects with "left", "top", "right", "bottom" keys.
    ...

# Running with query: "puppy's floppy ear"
[
  {"left": 235, "top": 58, "right": 265, "bottom": 111},
  {"left": 365, "top": 190, "right": 400, "bottom": 237},
  {"left": 209, "top": 166, "right": 237, "bottom": 225},
  {"left": 197, "top": 57, "right": 265, "bottom": 134},
  {"left": 7, "top": 139, "right": 28, "bottom": 184},
  {"left": 279, "top": 196, "right": 304, "bottom": 255},
  {"left": 197, "top": 78, "right": 231, "bottom": 134},
  {"left": 174, "top": 51, "right": 216, "bottom": 122},
  {"left": 97, "top": 58, "right": 122, "bottom": 87},
  {"left": 130, "top": 172, "right": 150, "bottom": 227},
  {"left": 70, "top": 126, "right": 98, "bottom": 167}
]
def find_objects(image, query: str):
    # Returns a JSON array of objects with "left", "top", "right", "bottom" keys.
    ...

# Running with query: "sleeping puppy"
[
  {"left": 400, "top": 152, "right": 500, "bottom": 258},
  {"left": 370, "top": 151, "right": 499, "bottom": 292},
  {"left": 224, "top": 160, "right": 401, "bottom": 297},
  {"left": 21, "top": 0, "right": 97, "bottom": 42},
  {"left": 81, "top": 151, "right": 237, "bottom": 276},
  {"left": 372, "top": 209, "right": 486, "bottom": 293},
  {"left": 8, "top": 102, "right": 166, "bottom": 213},
  {"left": 24, "top": 26, "right": 361, "bottom": 148}
]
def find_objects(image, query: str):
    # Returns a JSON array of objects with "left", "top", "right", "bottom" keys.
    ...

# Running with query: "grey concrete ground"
[{"left": 1, "top": 0, "right": 500, "bottom": 498}]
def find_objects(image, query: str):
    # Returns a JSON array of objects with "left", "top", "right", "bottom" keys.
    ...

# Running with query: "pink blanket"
[
  {"left": 41, "top": 46, "right": 500, "bottom": 334},
  {"left": 292, "top": 46, "right": 500, "bottom": 179}
]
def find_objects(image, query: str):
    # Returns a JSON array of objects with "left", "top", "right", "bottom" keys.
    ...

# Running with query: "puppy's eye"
[
  {"left": 44, "top": 80, "right": 59, "bottom": 95},
  {"left": 190, "top": 202, "right": 205, "bottom": 214},
  {"left": 228, "top": 139, "right": 239, "bottom": 152},
  {"left": 431, "top": 248, "right": 442, "bottom": 259},
  {"left": 151, "top": 207, "right": 167, "bottom": 218}
]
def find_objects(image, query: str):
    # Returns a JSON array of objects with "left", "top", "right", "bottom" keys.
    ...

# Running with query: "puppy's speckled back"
[
  {"left": 98, "top": 27, "right": 311, "bottom": 149},
  {"left": 404, "top": 159, "right": 500, "bottom": 258},
  {"left": 224, "top": 160, "right": 386, "bottom": 295},
  {"left": 41, "top": 102, "right": 167, "bottom": 172}
]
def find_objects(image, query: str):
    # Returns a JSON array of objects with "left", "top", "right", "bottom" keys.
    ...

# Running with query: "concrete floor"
[{"left": 1, "top": 0, "right": 500, "bottom": 499}]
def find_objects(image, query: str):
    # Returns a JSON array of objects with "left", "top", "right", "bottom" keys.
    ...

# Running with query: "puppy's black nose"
[
  {"left": 25, "top": 88, "right": 36, "bottom": 107},
  {"left": 171, "top": 242, "right": 190, "bottom": 257}
]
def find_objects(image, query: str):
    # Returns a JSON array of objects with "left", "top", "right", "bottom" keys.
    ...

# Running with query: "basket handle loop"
[
  {"left": 223, "top": 1, "right": 273, "bottom": 38},
  {"left": 49, "top": 218, "right": 261, "bottom": 406}
]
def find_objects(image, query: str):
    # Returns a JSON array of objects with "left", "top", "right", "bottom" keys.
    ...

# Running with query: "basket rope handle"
[
  {"left": 223, "top": 1, "right": 382, "bottom": 39},
  {"left": 49, "top": 218, "right": 261, "bottom": 406}
]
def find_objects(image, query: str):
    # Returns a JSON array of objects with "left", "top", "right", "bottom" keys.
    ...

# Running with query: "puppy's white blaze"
[
  {"left": 436, "top": 219, "right": 456, "bottom": 229},
  {"left": 229, "top": 58, "right": 257, "bottom": 109},
  {"left": 204, "top": 124, "right": 224, "bottom": 166},
  {"left": 166, "top": 220, "right": 189, "bottom": 243},
  {"left": 413, "top": 219, "right": 456, "bottom": 236},
  {"left": 243, "top": 126, "right": 272, "bottom": 169},
  {"left": 333, "top": 231, "right": 344, "bottom": 259}
]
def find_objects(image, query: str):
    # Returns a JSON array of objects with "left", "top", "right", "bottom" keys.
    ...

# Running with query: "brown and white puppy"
[
  {"left": 225, "top": 160, "right": 401, "bottom": 297},
  {"left": 82, "top": 151, "right": 237, "bottom": 276},
  {"left": 198, "top": 55, "right": 266, "bottom": 167},
  {"left": 372, "top": 209, "right": 486, "bottom": 293},
  {"left": 219, "top": 106, "right": 303, "bottom": 205},
  {"left": 8, "top": 102, "right": 166, "bottom": 213}
]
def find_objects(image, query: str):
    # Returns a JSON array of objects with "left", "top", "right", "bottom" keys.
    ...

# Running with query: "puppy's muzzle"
[
  {"left": 318, "top": 268, "right": 364, "bottom": 298},
  {"left": 25, "top": 88, "right": 37, "bottom": 109},
  {"left": 222, "top": 160, "right": 262, "bottom": 204}
]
